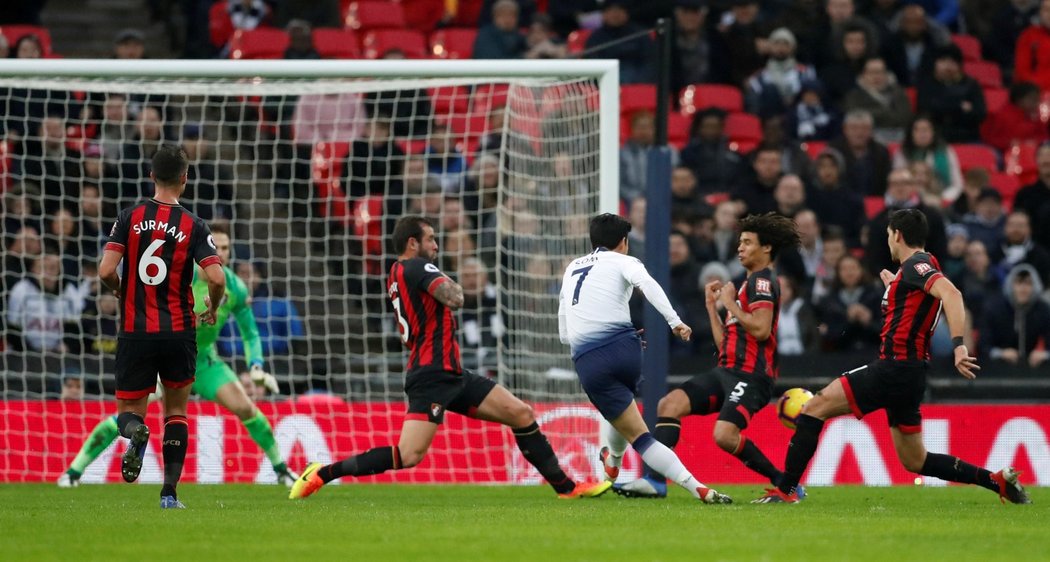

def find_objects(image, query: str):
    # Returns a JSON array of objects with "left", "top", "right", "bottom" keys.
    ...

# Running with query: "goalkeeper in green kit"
[{"left": 58, "top": 224, "right": 299, "bottom": 487}]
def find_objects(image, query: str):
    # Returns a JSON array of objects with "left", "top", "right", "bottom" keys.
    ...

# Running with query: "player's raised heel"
[
  {"left": 992, "top": 467, "right": 1032, "bottom": 505},
  {"left": 612, "top": 475, "right": 667, "bottom": 498},
  {"left": 289, "top": 462, "right": 325, "bottom": 500},
  {"left": 598, "top": 446, "right": 619, "bottom": 482},
  {"left": 121, "top": 424, "right": 150, "bottom": 483},
  {"left": 557, "top": 480, "right": 612, "bottom": 499},
  {"left": 160, "top": 495, "right": 186, "bottom": 509}
]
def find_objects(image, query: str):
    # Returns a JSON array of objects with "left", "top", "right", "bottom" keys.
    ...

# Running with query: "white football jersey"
[{"left": 558, "top": 248, "right": 682, "bottom": 358}]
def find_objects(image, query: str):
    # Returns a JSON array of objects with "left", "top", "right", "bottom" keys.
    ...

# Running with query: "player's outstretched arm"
[
  {"left": 429, "top": 276, "right": 464, "bottom": 310},
  {"left": 626, "top": 265, "right": 684, "bottom": 337},
  {"left": 199, "top": 263, "right": 226, "bottom": 325},
  {"left": 98, "top": 249, "right": 123, "bottom": 293},
  {"left": 928, "top": 277, "right": 979, "bottom": 379}
]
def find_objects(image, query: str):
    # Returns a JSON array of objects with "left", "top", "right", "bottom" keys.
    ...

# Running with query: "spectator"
[
  {"left": 78, "top": 184, "right": 106, "bottom": 257},
  {"left": 283, "top": 19, "right": 320, "bottom": 59},
  {"left": 952, "top": 239, "right": 1002, "bottom": 327},
  {"left": 994, "top": 210, "right": 1050, "bottom": 286},
  {"left": 942, "top": 223, "right": 969, "bottom": 280},
  {"left": 6, "top": 254, "right": 88, "bottom": 352},
  {"left": 828, "top": 109, "right": 892, "bottom": 196},
  {"left": 816, "top": 254, "right": 882, "bottom": 351},
  {"left": 987, "top": 0, "right": 1040, "bottom": 72},
  {"left": 458, "top": 258, "right": 503, "bottom": 376},
  {"left": 906, "top": 159, "right": 943, "bottom": 208},
  {"left": 182, "top": 123, "right": 235, "bottom": 221},
  {"left": 1014, "top": 144, "right": 1050, "bottom": 251},
  {"left": 982, "top": 264, "right": 1050, "bottom": 368},
  {"left": 786, "top": 83, "right": 838, "bottom": 141},
  {"left": 759, "top": 114, "right": 811, "bottom": 178},
  {"left": 774, "top": 173, "right": 807, "bottom": 217},
  {"left": 1015, "top": 0, "right": 1050, "bottom": 91},
  {"left": 717, "top": 0, "right": 769, "bottom": 87},
  {"left": 80, "top": 286, "right": 119, "bottom": 357},
  {"left": 882, "top": 4, "right": 949, "bottom": 86},
  {"left": 893, "top": 114, "right": 962, "bottom": 199},
  {"left": 668, "top": 230, "right": 704, "bottom": 353},
  {"left": 670, "top": 166, "right": 711, "bottom": 217},
  {"left": 117, "top": 106, "right": 167, "bottom": 204},
  {"left": 95, "top": 93, "right": 132, "bottom": 163},
  {"left": 524, "top": 13, "right": 567, "bottom": 59},
  {"left": 425, "top": 120, "right": 467, "bottom": 191},
  {"left": 292, "top": 90, "right": 365, "bottom": 145},
  {"left": 10, "top": 33, "right": 43, "bottom": 58},
  {"left": 671, "top": 0, "right": 721, "bottom": 92},
  {"left": 216, "top": 0, "right": 270, "bottom": 56},
  {"left": 731, "top": 145, "right": 782, "bottom": 215},
  {"left": 225, "top": 262, "right": 306, "bottom": 357},
  {"left": 679, "top": 107, "right": 742, "bottom": 194},
  {"left": 843, "top": 56, "right": 912, "bottom": 144},
  {"left": 584, "top": 0, "right": 655, "bottom": 84},
  {"left": 345, "top": 116, "right": 405, "bottom": 201},
  {"left": 807, "top": 148, "right": 865, "bottom": 247},
  {"left": 745, "top": 27, "right": 821, "bottom": 118},
  {"left": 59, "top": 371, "right": 84, "bottom": 400},
  {"left": 908, "top": 0, "right": 960, "bottom": 28},
  {"left": 47, "top": 208, "right": 83, "bottom": 286},
  {"left": 916, "top": 45, "right": 986, "bottom": 143},
  {"left": 777, "top": 274, "right": 820, "bottom": 355},
  {"left": 621, "top": 111, "right": 680, "bottom": 203},
  {"left": 778, "top": 208, "right": 823, "bottom": 283},
  {"left": 865, "top": 167, "right": 947, "bottom": 273},
  {"left": 709, "top": 200, "right": 746, "bottom": 278},
  {"left": 364, "top": 49, "right": 432, "bottom": 138},
  {"left": 112, "top": 28, "right": 145, "bottom": 59},
  {"left": 981, "top": 82, "right": 1050, "bottom": 153},
  {"left": 473, "top": 0, "right": 527, "bottom": 59},
  {"left": 18, "top": 115, "right": 81, "bottom": 210},
  {"left": 962, "top": 188, "right": 1006, "bottom": 253},
  {"left": 819, "top": 22, "right": 879, "bottom": 105},
  {"left": 949, "top": 166, "right": 990, "bottom": 219},
  {"left": 547, "top": 0, "right": 600, "bottom": 38},
  {"left": 627, "top": 196, "right": 647, "bottom": 262}
]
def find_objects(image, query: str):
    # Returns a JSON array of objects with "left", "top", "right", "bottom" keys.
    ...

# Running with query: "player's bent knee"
[
  {"left": 657, "top": 392, "right": 688, "bottom": 418},
  {"left": 510, "top": 402, "right": 535, "bottom": 427},
  {"left": 399, "top": 448, "right": 427, "bottom": 468},
  {"left": 712, "top": 426, "right": 740, "bottom": 453}
]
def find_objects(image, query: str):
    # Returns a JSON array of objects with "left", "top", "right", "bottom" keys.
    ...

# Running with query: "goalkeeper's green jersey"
[{"left": 192, "top": 265, "right": 264, "bottom": 367}]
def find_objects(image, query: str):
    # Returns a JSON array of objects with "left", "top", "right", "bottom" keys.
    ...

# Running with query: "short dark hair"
[
  {"left": 209, "top": 222, "right": 229, "bottom": 237},
  {"left": 887, "top": 208, "right": 929, "bottom": 248},
  {"left": 392, "top": 215, "right": 434, "bottom": 254},
  {"left": 737, "top": 212, "right": 800, "bottom": 260},
  {"left": 150, "top": 144, "right": 188, "bottom": 185},
  {"left": 589, "top": 213, "right": 631, "bottom": 250}
]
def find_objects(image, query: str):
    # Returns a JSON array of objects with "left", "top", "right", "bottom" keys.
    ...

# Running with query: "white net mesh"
[{"left": 0, "top": 70, "right": 613, "bottom": 484}]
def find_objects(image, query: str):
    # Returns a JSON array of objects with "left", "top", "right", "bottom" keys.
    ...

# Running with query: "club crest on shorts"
[
  {"left": 913, "top": 262, "right": 933, "bottom": 276},
  {"left": 431, "top": 403, "right": 443, "bottom": 418}
]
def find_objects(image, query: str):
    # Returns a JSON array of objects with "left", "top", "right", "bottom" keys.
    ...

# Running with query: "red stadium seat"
[
  {"left": 229, "top": 28, "right": 289, "bottom": 59},
  {"left": 0, "top": 25, "right": 53, "bottom": 56},
  {"left": 344, "top": 1, "right": 406, "bottom": 30},
  {"left": 729, "top": 139, "right": 759, "bottom": 154},
  {"left": 429, "top": 85, "right": 470, "bottom": 116},
  {"left": 952, "top": 143, "right": 999, "bottom": 173},
  {"left": 802, "top": 140, "right": 827, "bottom": 160},
  {"left": 679, "top": 84, "right": 744, "bottom": 114},
  {"left": 620, "top": 84, "right": 657, "bottom": 116},
  {"left": 983, "top": 87, "right": 1009, "bottom": 114},
  {"left": 725, "top": 112, "right": 762, "bottom": 142},
  {"left": 1005, "top": 142, "right": 1040, "bottom": 184},
  {"left": 951, "top": 34, "right": 982, "bottom": 62},
  {"left": 905, "top": 87, "right": 917, "bottom": 112},
  {"left": 362, "top": 29, "right": 427, "bottom": 59},
  {"left": 864, "top": 196, "right": 886, "bottom": 219},
  {"left": 668, "top": 113, "right": 690, "bottom": 147},
  {"left": 430, "top": 28, "right": 477, "bottom": 59},
  {"left": 208, "top": 2, "right": 234, "bottom": 47},
  {"left": 988, "top": 172, "right": 1021, "bottom": 209},
  {"left": 567, "top": 29, "right": 590, "bottom": 54},
  {"left": 313, "top": 28, "right": 362, "bottom": 59},
  {"left": 963, "top": 61, "right": 1003, "bottom": 89},
  {"left": 353, "top": 195, "right": 387, "bottom": 275},
  {"left": 471, "top": 83, "right": 510, "bottom": 115}
]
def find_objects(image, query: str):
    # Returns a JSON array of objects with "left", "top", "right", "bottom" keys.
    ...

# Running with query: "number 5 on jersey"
[{"left": 570, "top": 265, "right": 593, "bottom": 305}]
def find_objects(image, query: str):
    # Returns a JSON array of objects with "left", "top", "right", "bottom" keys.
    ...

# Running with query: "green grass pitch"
[{"left": 3, "top": 484, "right": 1047, "bottom": 561}]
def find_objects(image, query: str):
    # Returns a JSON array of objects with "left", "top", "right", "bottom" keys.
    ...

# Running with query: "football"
[{"left": 777, "top": 388, "right": 814, "bottom": 430}]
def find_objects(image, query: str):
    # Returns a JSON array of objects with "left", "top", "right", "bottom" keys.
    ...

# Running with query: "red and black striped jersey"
[
  {"left": 388, "top": 257, "right": 461, "bottom": 376},
  {"left": 105, "top": 199, "right": 219, "bottom": 339},
  {"left": 718, "top": 268, "right": 780, "bottom": 378},
  {"left": 879, "top": 252, "right": 944, "bottom": 361}
]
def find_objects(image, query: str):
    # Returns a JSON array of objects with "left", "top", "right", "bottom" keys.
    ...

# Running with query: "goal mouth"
[{"left": 0, "top": 59, "right": 619, "bottom": 485}]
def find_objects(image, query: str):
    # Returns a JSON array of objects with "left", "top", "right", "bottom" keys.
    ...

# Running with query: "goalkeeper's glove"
[{"left": 249, "top": 364, "right": 280, "bottom": 394}]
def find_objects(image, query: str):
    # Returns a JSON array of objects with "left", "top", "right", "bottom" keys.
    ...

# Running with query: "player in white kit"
[{"left": 558, "top": 213, "right": 732, "bottom": 504}]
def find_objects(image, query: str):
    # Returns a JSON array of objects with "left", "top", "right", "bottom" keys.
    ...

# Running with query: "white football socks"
[
  {"left": 602, "top": 420, "right": 627, "bottom": 468},
  {"left": 638, "top": 440, "right": 706, "bottom": 499}
]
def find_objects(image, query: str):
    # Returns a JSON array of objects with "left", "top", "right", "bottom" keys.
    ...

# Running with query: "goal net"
[{"left": 0, "top": 59, "right": 622, "bottom": 485}]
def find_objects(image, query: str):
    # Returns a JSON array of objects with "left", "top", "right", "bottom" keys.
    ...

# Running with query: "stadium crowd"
[{"left": 2, "top": 0, "right": 1050, "bottom": 397}]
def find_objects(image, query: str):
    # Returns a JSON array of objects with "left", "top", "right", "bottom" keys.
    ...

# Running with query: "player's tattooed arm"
[{"left": 431, "top": 278, "right": 465, "bottom": 310}]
